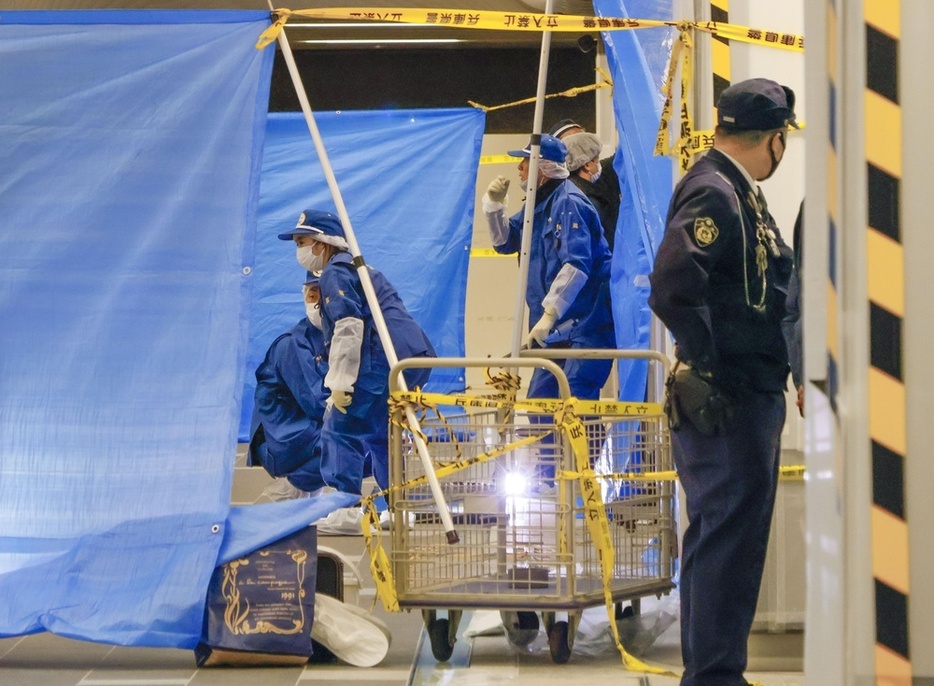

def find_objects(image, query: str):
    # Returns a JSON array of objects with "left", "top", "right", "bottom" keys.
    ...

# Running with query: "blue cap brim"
[
  {"left": 277, "top": 228, "right": 318, "bottom": 240},
  {"left": 507, "top": 148, "right": 530, "bottom": 158}
]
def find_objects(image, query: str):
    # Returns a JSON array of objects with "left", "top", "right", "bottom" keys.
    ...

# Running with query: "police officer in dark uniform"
[{"left": 648, "top": 78, "right": 797, "bottom": 686}]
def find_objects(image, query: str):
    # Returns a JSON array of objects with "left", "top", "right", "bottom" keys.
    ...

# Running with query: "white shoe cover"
[
  {"left": 311, "top": 593, "right": 391, "bottom": 667},
  {"left": 261, "top": 477, "right": 311, "bottom": 502},
  {"left": 313, "top": 507, "right": 365, "bottom": 535}
]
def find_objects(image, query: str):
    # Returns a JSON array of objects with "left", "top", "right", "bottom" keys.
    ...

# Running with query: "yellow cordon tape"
[
  {"left": 479, "top": 154, "right": 518, "bottom": 166},
  {"left": 359, "top": 497, "right": 400, "bottom": 612},
  {"left": 256, "top": 8, "right": 803, "bottom": 49},
  {"left": 655, "top": 24, "right": 695, "bottom": 172},
  {"left": 359, "top": 386, "right": 806, "bottom": 668},
  {"left": 395, "top": 389, "right": 662, "bottom": 417},
  {"left": 256, "top": 8, "right": 803, "bottom": 171},
  {"left": 556, "top": 399, "right": 677, "bottom": 675},
  {"left": 561, "top": 465, "right": 806, "bottom": 482},
  {"left": 469, "top": 79, "right": 611, "bottom": 113}
]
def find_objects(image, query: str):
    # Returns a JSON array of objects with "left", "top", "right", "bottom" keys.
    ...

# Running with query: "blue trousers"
[
  {"left": 319, "top": 390, "right": 388, "bottom": 495},
  {"left": 318, "top": 365, "right": 430, "bottom": 495},
  {"left": 526, "top": 356, "right": 612, "bottom": 401},
  {"left": 673, "top": 391, "right": 784, "bottom": 686},
  {"left": 527, "top": 356, "right": 612, "bottom": 482}
]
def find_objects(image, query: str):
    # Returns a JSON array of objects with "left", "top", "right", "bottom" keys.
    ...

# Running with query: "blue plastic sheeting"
[
  {"left": 596, "top": 0, "right": 674, "bottom": 402},
  {"left": 240, "top": 109, "right": 483, "bottom": 440},
  {"left": 217, "top": 492, "right": 360, "bottom": 566},
  {"left": 0, "top": 11, "right": 273, "bottom": 647}
]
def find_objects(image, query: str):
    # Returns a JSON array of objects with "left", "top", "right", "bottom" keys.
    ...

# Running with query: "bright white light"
[
  {"left": 300, "top": 38, "right": 462, "bottom": 45},
  {"left": 502, "top": 471, "right": 529, "bottom": 497}
]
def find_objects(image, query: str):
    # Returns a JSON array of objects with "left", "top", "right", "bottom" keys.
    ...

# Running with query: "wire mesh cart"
[{"left": 386, "top": 354, "right": 677, "bottom": 663}]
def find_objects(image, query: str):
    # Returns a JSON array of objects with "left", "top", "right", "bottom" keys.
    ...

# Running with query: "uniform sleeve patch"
[{"left": 693, "top": 217, "right": 719, "bottom": 247}]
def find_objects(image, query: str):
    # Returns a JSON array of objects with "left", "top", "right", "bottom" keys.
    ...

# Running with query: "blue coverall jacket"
[
  {"left": 318, "top": 252, "right": 435, "bottom": 416},
  {"left": 248, "top": 318, "right": 328, "bottom": 486},
  {"left": 498, "top": 178, "right": 615, "bottom": 349}
]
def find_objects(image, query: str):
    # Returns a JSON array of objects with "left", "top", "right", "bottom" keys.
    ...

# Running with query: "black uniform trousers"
[{"left": 673, "top": 390, "right": 785, "bottom": 686}]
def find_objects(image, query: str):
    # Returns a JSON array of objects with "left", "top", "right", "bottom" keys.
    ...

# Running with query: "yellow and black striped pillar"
[
  {"left": 710, "top": 0, "right": 730, "bottom": 110},
  {"left": 865, "top": 0, "right": 910, "bottom": 682}
]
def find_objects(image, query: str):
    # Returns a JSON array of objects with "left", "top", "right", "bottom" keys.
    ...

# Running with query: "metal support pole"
[{"left": 509, "top": 0, "right": 556, "bottom": 357}]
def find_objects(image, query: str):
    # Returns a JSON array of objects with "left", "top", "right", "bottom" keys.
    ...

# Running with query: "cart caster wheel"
[
  {"left": 547, "top": 620, "right": 572, "bottom": 664},
  {"left": 428, "top": 618, "right": 455, "bottom": 662}
]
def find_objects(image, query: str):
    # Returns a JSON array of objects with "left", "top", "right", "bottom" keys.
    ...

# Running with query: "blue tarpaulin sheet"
[
  {"left": 0, "top": 10, "right": 483, "bottom": 649},
  {"left": 0, "top": 5, "right": 669, "bottom": 651},
  {"left": 0, "top": 10, "right": 278, "bottom": 648},
  {"left": 240, "top": 109, "right": 483, "bottom": 440},
  {"left": 596, "top": 0, "right": 674, "bottom": 401}
]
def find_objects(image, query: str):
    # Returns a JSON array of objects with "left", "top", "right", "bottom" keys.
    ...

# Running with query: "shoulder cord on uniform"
[{"left": 733, "top": 188, "right": 768, "bottom": 313}]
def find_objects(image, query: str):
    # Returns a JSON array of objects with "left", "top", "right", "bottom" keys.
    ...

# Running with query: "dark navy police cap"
[
  {"left": 716, "top": 78, "right": 798, "bottom": 131},
  {"left": 278, "top": 209, "right": 345, "bottom": 241},
  {"left": 508, "top": 134, "right": 568, "bottom": 164}
]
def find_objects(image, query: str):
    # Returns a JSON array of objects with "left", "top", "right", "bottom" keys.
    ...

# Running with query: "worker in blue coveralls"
[
  {"left": 648, "top": 78, "right": 796, "bottom": 686},
  {"left": 481, "top": 133, "right": 615, "bottom": 402},
  {"left": 248, "top": 271, "right": 328, "bottom": 494},
  {"left": 279, "top": 209, "right": 436, "bottom": 496}
]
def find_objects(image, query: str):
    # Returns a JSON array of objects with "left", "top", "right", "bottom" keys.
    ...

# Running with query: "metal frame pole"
[
  {"left": 509, "top": 0, "right": 557, "bottom": 357},
  {"left": 270, "top": 13, "right": 459, "bottom": 543}
]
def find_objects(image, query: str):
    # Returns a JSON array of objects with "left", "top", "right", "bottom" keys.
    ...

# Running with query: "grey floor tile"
[
  {"left": 97, "top": 645, "right": 194, "bottom": 670},
  {"left": 190, "top": 665, "right": 305, "bottom": 686},
  {"left": 230, "top": 465, "right": 275, "bottom": 505},
  {"left": 0, "top": 669, "right": 90, "bottom": 686},
  {"left": 0, "top": 633, "right": 111, "bottom": 668}
]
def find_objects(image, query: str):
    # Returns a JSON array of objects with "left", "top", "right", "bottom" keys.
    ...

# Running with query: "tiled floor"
[
  {"left": 0, "top": 450, "right": 804, "bottom": 685},
  {"left": 0, "top": 596, "right": 803, "bottom": 686}
]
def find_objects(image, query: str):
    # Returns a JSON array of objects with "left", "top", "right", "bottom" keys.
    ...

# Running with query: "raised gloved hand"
[
  {"left": 330, "top": 389, "right": 353, "bottom": 414},
  {"left": 486, "top": 175, "right": 510, "bottom": 204},
  {"left": 526, "top": 307, "right": 557, "bottom": 348}
]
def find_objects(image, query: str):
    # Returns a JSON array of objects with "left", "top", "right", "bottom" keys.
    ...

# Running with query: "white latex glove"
[
  {"left": 331, "top": 390, "right": 353, "bottom": 414},
  {"left": 526, "top": 308, "right": 557, "bottom": 348},
  {"left": 486, "top": 175, "right": 510, "bottom": 204}
]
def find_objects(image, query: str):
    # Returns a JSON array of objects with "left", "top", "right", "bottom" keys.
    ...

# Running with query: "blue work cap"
[
  {"left": 303, "top": 270, "right": 322, "bottom": 286},
  {"left": 508, "top": 134, "right": 568, "bottom": 164},
  {"left": 716, "top": 78, "right": 798, "bottom": 131},
  {"left": 277, "top": 209, "right": 345, "bottom": 241}
]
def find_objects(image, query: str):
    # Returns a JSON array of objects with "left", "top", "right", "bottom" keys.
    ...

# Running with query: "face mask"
[
  {"left": 297, "top": 245, "right": 326, "bottom": 272},
  {"left": 520, "top": 179, "right": 529, "bottom": 192},
  {"left": 762, "top": 133, "right": 784, "bottom": 181},
  {"left": 589, "top": 164, "right": 602, "bottom": 183},
  {"left": 305, "top": 302, "right": 323, "bottom": 330}
]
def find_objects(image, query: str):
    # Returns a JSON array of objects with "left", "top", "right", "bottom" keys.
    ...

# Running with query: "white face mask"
[
  {"left": 519, "top": 179, "right": 529, "bottom": 192},
  {"left": 305, "top": 302, "right": 323, "bottom": 330},
  {"left": 296, "top": 245, "right": 326, "bottom": 272},
  {"left": 589, "top": 163, "right": 602, "bottom": 183}
]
